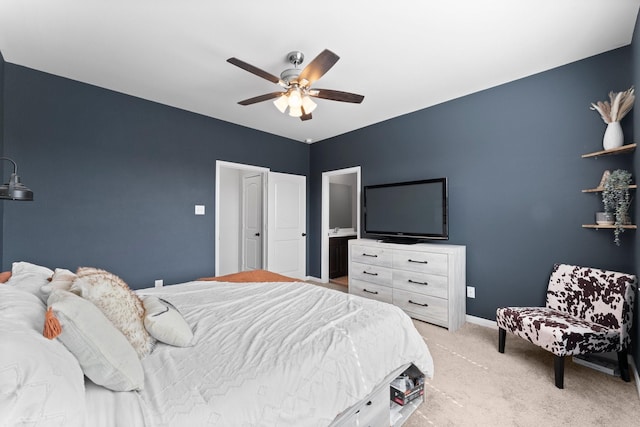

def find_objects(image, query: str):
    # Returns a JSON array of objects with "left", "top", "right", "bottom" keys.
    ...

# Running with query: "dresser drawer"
[
  {"left": 393, "top": 250, "right": 448, "bottom": 275},
  {"left": 351, "top": 245, "right": 393, "bottom": 267},
  {"left": 351, "top": 262, "right": 393, "bottom": 286},
  {"left": 393, "top": 270, "right": 448, "bottom": 299},
  {"left": 393, "top": 289, "right": 448, "bottom": 327},
  {"left": 350, "top": 279, "right": 393, "bottom": 304}
]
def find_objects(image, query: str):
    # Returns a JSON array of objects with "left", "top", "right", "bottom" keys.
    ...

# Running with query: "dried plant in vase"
[
  {"left": 602, "top": 169, "right": 632, "bottom": 245},
  {"left": 590, "top": 87, "right": 635, "bottom": 123},
  {"left": 590, "top": 87, "right": 635, "bottom": 150}
]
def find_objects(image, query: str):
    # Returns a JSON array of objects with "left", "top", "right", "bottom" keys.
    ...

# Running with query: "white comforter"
[{"left": 115, "top": 280, "right": 433, "bottom": 426}]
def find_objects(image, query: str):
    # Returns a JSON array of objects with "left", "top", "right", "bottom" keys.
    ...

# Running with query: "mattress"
[{"left": 84, "top": 280, "right": 433, "bottom": 426}]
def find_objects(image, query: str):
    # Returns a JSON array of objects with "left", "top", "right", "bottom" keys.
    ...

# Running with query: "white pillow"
[
  {"left": 48, "top": 289, "right": 145, "bottom": 392},
  {"left": 0, "top": 287, "right": 85, "bottom": 426},
  {"left": 5, "top": 261, "right": 53, "bottom": 302},
  {"left": 71, "top": 267, "right": 154, "bottom": 358},
  {"left": 0, "top": 326, "right": 86, "bottom": 426},
  {"left": 41, "top": 268, "right": 78, "bottom": 297},
  {"left": 0, "top": 285, "right": 47, "bottom": 331},
  {"left": 142, "top": 296, "right": 194, "bottom": 347}
]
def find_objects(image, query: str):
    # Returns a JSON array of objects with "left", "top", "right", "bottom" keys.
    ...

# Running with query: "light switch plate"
[
  {"left": 466, "top": 286, "right": 476, "bottom": 298},
  {"left": 195, "top": 205, "right": 205, "bottom": 215}
]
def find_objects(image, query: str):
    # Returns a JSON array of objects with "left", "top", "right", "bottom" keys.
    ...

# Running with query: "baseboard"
[
  {"left": 465, "top": 314, "right": 497, "bottom": 329},
  {"left": 573, "top": 353, "right": 620, "bottom": 376},
  {"left": 306, "top": 275, "right": 324, "bottom": 283},
  {"left": 631, "top": 358, "right": 640, "bottom": 399}
]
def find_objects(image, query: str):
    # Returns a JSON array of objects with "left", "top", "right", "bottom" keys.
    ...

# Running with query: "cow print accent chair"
[{"left": 496, "top": 263, "right": 637, "bottom": 389}]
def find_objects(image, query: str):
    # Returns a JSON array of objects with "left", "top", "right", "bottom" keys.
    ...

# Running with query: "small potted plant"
[{"left": 602, "top": 169, "right": 633, "bottom": 245}]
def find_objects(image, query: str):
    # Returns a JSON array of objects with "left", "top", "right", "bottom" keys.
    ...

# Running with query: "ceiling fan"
[{"left": 227, "top": 49, "right": 364, "bottom": 121}]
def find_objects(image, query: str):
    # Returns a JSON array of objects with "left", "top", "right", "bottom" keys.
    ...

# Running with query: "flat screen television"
[{"left": 363, "top": 178, "right": 448, "bottom": 243}]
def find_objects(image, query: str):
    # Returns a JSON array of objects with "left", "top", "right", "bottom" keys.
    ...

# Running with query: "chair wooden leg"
[
  {"left": 618, "top": 349, "right": 630, "bottom": 382},
  {"left": 554, "top": 355, "right": 564, "bottom": 389},
  {"left": 498, "top": 328, "right": 506, "bottom": 353}
]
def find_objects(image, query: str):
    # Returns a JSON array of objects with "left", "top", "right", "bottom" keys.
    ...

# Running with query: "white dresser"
[{"left": 348, "top": 239, "right": 466, "bottom": 331}]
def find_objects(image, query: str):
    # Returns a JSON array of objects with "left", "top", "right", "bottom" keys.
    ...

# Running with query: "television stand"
[{"left": 349, "top": 238, "right": 466, "bottom": 331}]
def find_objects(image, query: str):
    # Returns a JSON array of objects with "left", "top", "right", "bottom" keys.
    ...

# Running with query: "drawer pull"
[
  {"left": 363, "top": 271, "right": 378, "bottom": 276},
  {"left": 408, "top": 259, "right": 428, "bottom": 264},
  {"left": 363, "top": 289, "right": 379, "bottom": 295},
  {"left": 408, "top": 279, "right": 429, "bottom": 286},
  {"left": 362, "top": 253, "right": 378, "bottom": 258},
  {"left": 409, "top": 300, "right": 429, "bottom": 307}
]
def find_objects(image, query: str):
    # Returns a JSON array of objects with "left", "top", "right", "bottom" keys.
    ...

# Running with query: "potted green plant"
[{"left": 602, "top": 169, "right": 633, "bottom": 245}]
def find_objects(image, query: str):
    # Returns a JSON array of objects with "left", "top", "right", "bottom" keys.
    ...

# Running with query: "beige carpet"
[{"left": 405, "top": 321, "right": 640, "bottom": 426}]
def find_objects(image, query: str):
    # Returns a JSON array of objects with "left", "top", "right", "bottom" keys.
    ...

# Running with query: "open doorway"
[
  {"left": 320, "top": 166, "right": 361, "bottom": 284},
  {"left": 216, "top": 161, "right": 268, "bottom": 276},
  {"left": 215, "top": 161, "right": 308, "bottom": 279}
]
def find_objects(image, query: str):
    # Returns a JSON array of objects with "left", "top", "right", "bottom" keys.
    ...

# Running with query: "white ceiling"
[{"left": 1, "top": 1, "right": 639, "bottom": 143}]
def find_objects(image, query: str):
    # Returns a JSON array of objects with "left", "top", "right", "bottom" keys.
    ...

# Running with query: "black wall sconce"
[{"left": 0, "top": 157, "right": 34, "bottom": 201}]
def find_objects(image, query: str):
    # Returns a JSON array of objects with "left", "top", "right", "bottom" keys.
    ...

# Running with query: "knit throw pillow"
[{"left": 71, "top": 267, "right": 154, "bottom": 358}]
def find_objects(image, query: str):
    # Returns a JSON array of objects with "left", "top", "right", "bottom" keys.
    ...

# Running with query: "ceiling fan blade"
[
  {"left": 227, "top": 57, "right": 280, "bottom": 84},
  {"left": 238, "top": 92, "right": 284, "bottom": 106},
  {"left": 300, "top": 106, "right": 312, "bottom": 121},
  {"left": 298, "top": 49, "right": 340, "bottom": 85},
  {"left": 310, "top": 89, "right": 364, "bottom": 104}
]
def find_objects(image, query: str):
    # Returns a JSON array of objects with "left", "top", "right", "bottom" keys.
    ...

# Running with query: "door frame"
[
  {"left": 320, "top": 166, "right": 361, "bottom": 283},
  {"left": 215, "top": 160, "right": 269, "bottom": 275}
]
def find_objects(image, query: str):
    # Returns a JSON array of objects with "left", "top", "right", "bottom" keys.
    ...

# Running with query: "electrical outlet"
[
  {"left": 155, "top": 279, "right": 163, "bottom": 288},
  {"left": 466, "top": 286, "right": 476, "bottom": 298}
]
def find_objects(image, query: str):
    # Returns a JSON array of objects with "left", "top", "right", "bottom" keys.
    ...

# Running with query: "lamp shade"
[
  {"left": 273, "top": 95, "right": 289, "bottom": 114},
  {"left": 0, "top": 158, "right": 34, "bottom": 201},
  {"left": 288, "top": 106, "right": 303, "bottom": 117},
  {"left": 301, "top": 96, "right": 317, "bottom": 114},
  {"left": 288, "top": 89, "right": 302, "bottom": 108}
]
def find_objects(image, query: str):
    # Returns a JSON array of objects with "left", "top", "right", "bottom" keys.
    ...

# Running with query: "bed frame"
[{"left": 331, "top": 363, "right": 424, "bottom": 427}]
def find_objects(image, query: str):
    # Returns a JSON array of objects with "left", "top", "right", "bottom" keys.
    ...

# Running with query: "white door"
[
  {"left": 242, "top": 174, "right": 263, "bottom": 270},
  {"left": 267, "top": 172, "right": 306, "bottom": 279}
]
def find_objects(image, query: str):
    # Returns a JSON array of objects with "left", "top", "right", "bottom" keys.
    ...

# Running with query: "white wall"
[
  {"left": 329, "top": 173, "right": 358, "bottom": 231},
  {"left": 218, "top": 167, "right": 241, "bottom": 275}
]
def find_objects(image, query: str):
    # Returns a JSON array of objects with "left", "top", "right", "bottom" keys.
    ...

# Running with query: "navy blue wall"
[
  {"left": 2, "top": 64, "right": 309, "bottom": 287},
  {"left": 310, "top": 47, "right": 635, "bottom": 322}
]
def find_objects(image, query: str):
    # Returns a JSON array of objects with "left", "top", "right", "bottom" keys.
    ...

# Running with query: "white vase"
[{"left": 603, "top": 121, "right": 624, "bottom": 150}]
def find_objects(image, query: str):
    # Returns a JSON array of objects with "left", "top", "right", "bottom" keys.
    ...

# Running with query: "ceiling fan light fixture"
[
  {"left": 301, "top": 96, "right": 317, "bottom": 114},
  {"left": 228, "top": 49, "right": 364, "bottom": 122},
  {"left": 273, "top": 95, "right": 289, "bottom": 113},
  {"left": 288, "top": 106, "right": 303, "bottom": 117}
]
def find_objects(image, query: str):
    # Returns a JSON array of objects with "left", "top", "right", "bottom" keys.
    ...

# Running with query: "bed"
[{"left": 1, "top": 264, "right": 433, "bottom": 426}]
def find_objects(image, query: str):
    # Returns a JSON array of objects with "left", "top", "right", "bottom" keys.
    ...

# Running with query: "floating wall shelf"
[
  {"left": 581, "top": 143, "right": 636, "bottom": 158},
  {"left": 582, "top": 224, "right": 637, "bottom": 230},
  {"left": 581, "top": 143, "right": 636, "bottom": 238}
]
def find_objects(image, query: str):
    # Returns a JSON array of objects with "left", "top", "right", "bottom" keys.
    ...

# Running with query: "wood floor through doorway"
[{"left": 329, "top": 276, "right": 348, "bottom": 287}]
